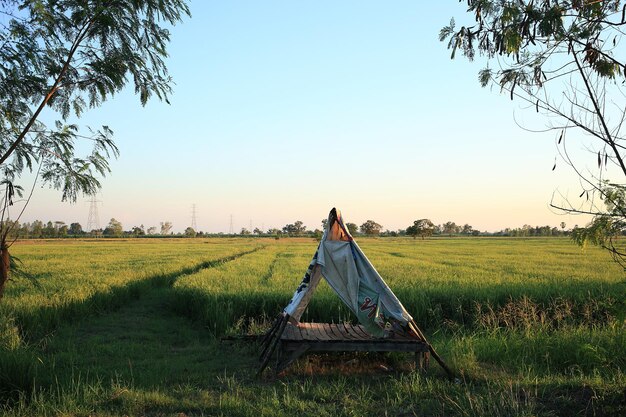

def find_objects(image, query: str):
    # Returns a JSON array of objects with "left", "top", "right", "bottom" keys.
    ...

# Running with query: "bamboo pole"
[
  {"left": 257, "top": 314, "right": 290, "bottom": 376},
  {"left": 408, "top": 320, "right": 453, "bottom": 378},
  {"left": 259, "top": 314, "right": 282, "bottom": 351}
]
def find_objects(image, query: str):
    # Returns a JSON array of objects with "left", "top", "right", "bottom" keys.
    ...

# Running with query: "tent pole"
[
  {"left": 260, "top": 313, "right": 282, "bottom": 349},
  {"left": 259, "top": 314, "right": 284, "bottom": 361},
  {"left": 257, "top": 313, "right": 290, "bottom": 376},
  {"left": 409, "top": 320, "right": 454, "bottom": 378}
]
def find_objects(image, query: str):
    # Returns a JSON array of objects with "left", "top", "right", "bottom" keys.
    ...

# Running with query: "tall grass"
[
  {"left": 0, "top": 238, "right": 262, "bottom": 401},
  {"left": 0, "top": 237, "right": 623, "bottom": 415},
  {"left": 172, "top": 238, "right": 624, "bottom": 333},
  {"left": 3, "top": 239, "right": 261, "bottom": 338}
]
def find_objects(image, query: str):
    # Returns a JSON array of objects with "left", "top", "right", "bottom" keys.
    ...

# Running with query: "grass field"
[{"left": 0, "top": 237, "right": 624, "bottom": 416}]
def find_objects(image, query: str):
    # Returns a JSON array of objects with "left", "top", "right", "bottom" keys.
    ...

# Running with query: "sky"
[{"left": 14, "top": 1, "right": 595, "bottom": 233}]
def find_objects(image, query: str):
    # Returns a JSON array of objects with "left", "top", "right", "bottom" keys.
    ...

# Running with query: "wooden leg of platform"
[
  {"left": 275, "top": 344, "right": 310, "bottom": 373},
  {"left": 415, "top": 351, "right": 430, "bottom": 373}
]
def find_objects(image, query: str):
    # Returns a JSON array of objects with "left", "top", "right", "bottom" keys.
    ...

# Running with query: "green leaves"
[
  {"left": 443, "top": 1, "right": 626, "bottom": 268},
  {"left": 0, "top": 0, "right": 190, "bottom": 207},
  {"left": 441, "top": 1, "right": 622, "bottom": 88},
  {"left": 478, "top": 68, "right": 492, "bottom": 87}
]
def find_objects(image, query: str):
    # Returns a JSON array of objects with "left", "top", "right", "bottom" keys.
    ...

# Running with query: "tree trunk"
[{"left": 0, "top": 243, "right": 9, "bottom": 300}]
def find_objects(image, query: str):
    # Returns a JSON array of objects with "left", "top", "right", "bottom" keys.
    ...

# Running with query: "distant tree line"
[
  {"left": 4, "top": 218, "right": 577, "bottom": 239},
  {"left": 4, "top": 218, "right": 178, "bottom": 239}
]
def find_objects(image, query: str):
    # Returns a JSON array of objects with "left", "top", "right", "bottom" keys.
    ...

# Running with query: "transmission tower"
[
  {"left": 229, "top": 214, "right": 234, "bottom": 234},
  {"left": 191, "top": 204, "right": 197, "bottom": 230},
  {"left": 86, "top": 195, "right": 101, "bottom": 232}
]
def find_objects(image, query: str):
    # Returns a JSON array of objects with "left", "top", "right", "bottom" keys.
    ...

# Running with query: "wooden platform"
[{"left": 274, "top": 322, "right": 430, "bottom": 372}]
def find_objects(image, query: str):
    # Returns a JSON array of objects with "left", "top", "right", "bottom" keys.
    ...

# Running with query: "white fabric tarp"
[{"left": 284, "top": 208, "right": 413, "bottom": 337}]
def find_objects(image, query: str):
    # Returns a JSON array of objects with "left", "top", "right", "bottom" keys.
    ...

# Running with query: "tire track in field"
[
  {"left": 166, "top": 246, "right": 266, "bottom": 286},
  {"left": 19, "top": 246, "right": 267, "bottom": 340},
  {"left": 259, "top": 252, "right": 297, "bottom": 284},
  {"left": 259, "top": 250, "right": 283, "bottom": 284}
]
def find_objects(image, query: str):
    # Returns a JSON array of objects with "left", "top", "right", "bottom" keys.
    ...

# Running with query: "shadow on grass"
[
  {"left": 0, "top": 247, "right": 263, "bottom": 402},
  {"left": 39, "top": 288, "right": 260, "bottom": 391},
  {"left": 13, "top": 247, "right": 263, "bottom": 342}
]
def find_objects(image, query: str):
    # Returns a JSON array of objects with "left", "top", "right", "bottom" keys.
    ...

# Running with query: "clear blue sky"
[{"left": 17, "top": 1, "right": 590, "bottom": 233}]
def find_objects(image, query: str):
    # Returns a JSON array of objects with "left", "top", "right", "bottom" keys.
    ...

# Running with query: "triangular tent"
[
  {"left": 259, "top": 208, "right": 452, "bottom": 376},
  {"left": 284, "top": 208, "right": 413, "bottom": 337}
]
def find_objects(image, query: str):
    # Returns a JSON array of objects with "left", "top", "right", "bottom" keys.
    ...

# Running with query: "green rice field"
[{"left": 0, "top": 237, "right": 624, "bottom": 416}]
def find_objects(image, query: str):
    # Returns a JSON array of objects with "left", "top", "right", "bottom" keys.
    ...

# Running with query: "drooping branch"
[
  {"left": 0, "top": 15, "right": 96, "bottom": 166},
  {"left": 570, "top": 39, "right": 626, "bottom": 177}
]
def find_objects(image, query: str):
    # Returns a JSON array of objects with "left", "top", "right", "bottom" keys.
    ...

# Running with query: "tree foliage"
[
  {"left": 360, "top": 220, "right": 383, "bottom": 235},
  {"left": 406, "top": 219, "right": 435, "bottom": 240},
  {"left": 0, "top": 0, "right": 189, "bottom": 297},
  {"left": 1, "top": 0, "right": 189, "bottom": 200},
  {"left": 103, "top": 218, "right": 122, "bottom": 237},
  {"left": 345, "top": 222, "right": 359, "bottom": 235},
  {"left": 442, "top": 221, "right": 460, "bottom": 236},
  {"left": 441, "top": 0, "right": 626, "bottom": 267},
  {"left": 160, "top": 221, "right": 173, "bottom": 235},
  {"left": 282, "top": 221, "right": 306, "bottom": 236}
]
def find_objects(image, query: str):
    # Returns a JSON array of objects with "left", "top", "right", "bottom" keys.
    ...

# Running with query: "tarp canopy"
[{"left": 284, "top": 208, "right": 413, "bottom": 337}]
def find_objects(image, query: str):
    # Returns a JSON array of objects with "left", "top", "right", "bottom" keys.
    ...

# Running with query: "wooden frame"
[{"left": 259, "top": 318, "right": 431, "bottom": 375}]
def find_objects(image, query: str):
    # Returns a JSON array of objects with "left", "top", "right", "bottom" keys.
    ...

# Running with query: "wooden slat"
[
  {"left": 320, "top": 323, "right": 337, "bottom": 341},
  {"left": 352, "top": 325, "right": 374, "bottom": 339},
  {"left": 307, "top": 323, "right": 320, "bottom": 341},
  {"left": 342, "top": 323, "right": 364, "bottom": 340},
  {"left": 350, "top": 323, "right": 370, "bottom": 340},
  {"left": 295, "top": 324, "right": 307, "bottom": 340},
  {"left": 328, "top": 323, "right": 345, "bottom": 340},
  {"left": 300, "top": 323, "right": 317, "bottom": 341},
  {"left": 280, "top": 322, "right": 428, "bottom": 350},
  {"left": 309, "top": 323, "right": 331, "bottom": 341}
]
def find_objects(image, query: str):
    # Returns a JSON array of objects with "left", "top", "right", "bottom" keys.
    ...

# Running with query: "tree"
[
  {"left": 0, "top": 1, "right": 190, "bottom": 299},
  {"left": 184, "top": 227, "right": 196, "bottom": 237},
  {"left": 42, "top": 221, "right": 56, "bottom": 238},
  {"left": 103, "top": 218, "right": 123, "bottom": 237},
  {"left": 360, "top": 220, "right": 383, "bottom": 236},
  {"left": 253, "top": 227, "right": 263, "bottom": 235},
  {"left": 267, "top": 228, "right": 282, "bottom": 236},
  {"left": 131, "top": 226, "right": 145, "bottom": 237},
  {"left": 240, "top": 228, "right": 251, "bottom": 235},
  {"left": 31, "top": 220, "right": 43, "bottom": 238},
  {"left": 345, "top": 222, "right": 359, "bottom": 235},
  {"left": 283, "top": 221, "right": 306, "bottom": 236},
  {"left": 147, "top": 226, "right": 157, "bottom": 235},
  {"left": 69, "top": 222, "right": 83, "bottom": 235},
  {"left": 441, "top": 1, "right": 626, "bottom": 267},
  {"left": 160, "top": 222, "right": 173, "bottom": 235},
  {"left": 407, "top": 219, "right": 435, "bottom": 240},
  {"left": 462, "top": 224, "right": 474, "bottom": 235},
  {"left": 442, "top": 221, "right": 459, "bottom": 236}
]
